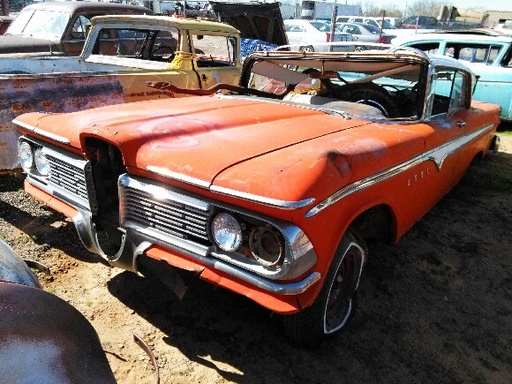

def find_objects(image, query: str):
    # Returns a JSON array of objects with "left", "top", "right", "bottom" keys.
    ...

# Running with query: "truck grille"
[
  {"left": 121, "top": 177, "right": 211, "bottom": 243},
  {"left": 47, "top": 155, "right": 88, "bottom": 200}
]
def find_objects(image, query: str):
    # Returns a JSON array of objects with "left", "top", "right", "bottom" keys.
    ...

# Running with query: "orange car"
[{"left": 14, "top": 49, "right": 500, "bottom": 347}]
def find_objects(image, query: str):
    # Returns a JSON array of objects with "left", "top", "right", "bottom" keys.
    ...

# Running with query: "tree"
[{"left": 406, "top": 0, "right": 447, "bottom": 17}]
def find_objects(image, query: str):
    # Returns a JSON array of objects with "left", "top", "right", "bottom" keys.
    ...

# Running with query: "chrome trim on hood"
[{"left": 13, "top": 119, "right": 71, "bottom": 145}]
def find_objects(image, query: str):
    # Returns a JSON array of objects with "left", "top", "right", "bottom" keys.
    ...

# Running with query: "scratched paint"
[{"left": 0, "top": 75, "right": 125, "bottom": 172}]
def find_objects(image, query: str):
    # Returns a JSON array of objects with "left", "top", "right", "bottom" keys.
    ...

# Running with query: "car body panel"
[{"left": 15, "top": 50, "right": 500, "bottom": 317}]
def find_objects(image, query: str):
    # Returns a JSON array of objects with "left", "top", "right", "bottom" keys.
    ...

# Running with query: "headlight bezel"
[{"left": 209, "top": 208, "right": 288, "bottom": 272}]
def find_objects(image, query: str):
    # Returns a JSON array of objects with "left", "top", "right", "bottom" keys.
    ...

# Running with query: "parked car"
[
  {"left": 0, "top": 15, "right": 13, "bottom": 35},
  {"left": 15, "top": 49, "right": 500, "bottom": 348},
  {"left": 284, "top": 18, "right": 352, "bottom": 51},
  {"left": 401, "top": 16, "right": 440, "bottom": 30},
  {"left": 393, "top": 32, "right": 512, "bottom": 121},
  {"left": 336, "top": 22, "right": 395, "bottom": 46},
  {"left": 336, "top": 16, "right": 397, "bottom": 30},
  {"left": 0, "top": 1, "right": 152, "bottom": 55},
  {"left": 0, "top": 14, "right": 242, "bottom": 174}
]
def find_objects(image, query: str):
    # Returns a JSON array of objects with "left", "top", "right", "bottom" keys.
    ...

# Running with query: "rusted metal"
[
  {"left": 133, "top": 333, "right": 160, "bottom": 384},
  {"left": 0, "top": 74, "right": 124, "bottom": 172}
]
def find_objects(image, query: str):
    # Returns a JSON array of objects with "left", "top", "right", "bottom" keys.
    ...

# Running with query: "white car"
[{"left": 284, "top": 19, "right": 352, "bottom": 52}]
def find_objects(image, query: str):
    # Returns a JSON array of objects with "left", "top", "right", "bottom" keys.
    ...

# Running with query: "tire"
[{"left": 283, "top": 231, "right": 367, "bottom": 348}]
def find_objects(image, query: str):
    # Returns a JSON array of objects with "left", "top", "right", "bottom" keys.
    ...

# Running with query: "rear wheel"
[{"left": 283, "top": 231, "right": 367, "bottom": 348}]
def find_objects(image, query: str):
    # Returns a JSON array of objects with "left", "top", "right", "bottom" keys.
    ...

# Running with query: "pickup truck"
[
  {"left": 0, "top": 14, "right": 241, "bottom": 173},
  {"left": 0, "top": 1, "right": 152, "bottom": 55},
  {"left": 14, "top": 49, "right": 500, "bottom": 347}
]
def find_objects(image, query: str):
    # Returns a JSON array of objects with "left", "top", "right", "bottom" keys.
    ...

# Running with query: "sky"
[{"left": 394, "top": 0, "right": 512, "bottom": 12}]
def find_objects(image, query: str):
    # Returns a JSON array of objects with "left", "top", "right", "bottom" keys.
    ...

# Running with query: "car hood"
[
  {"left": 16, "top": 95, "right": 426, "bottom": 204},
  {"left": 0, "top": 35, "right": 59, "bottom": 53}
]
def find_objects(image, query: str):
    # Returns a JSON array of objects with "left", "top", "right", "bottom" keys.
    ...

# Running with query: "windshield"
[
  {"left": 246, "top": 57, "right": 423, "bottom": 120},
  {"left": 6, "top": 9, "right": 69, "bottom": 38}
]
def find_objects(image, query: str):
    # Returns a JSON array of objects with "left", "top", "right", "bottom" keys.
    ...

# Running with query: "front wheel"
[{"left": 283, "top": 231, "right": 367, "bottom": 348}]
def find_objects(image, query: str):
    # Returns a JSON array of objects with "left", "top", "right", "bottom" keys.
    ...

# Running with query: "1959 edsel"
[{"left": 14, "top": 49, "right": 501, "bottom": 347}]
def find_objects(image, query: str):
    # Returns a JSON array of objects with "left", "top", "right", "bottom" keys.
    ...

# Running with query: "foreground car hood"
[{"left": 16, "top": 95, "right": 425, "bottom": 202}]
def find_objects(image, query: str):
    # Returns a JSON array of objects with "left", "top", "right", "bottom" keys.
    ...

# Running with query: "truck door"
[{"left": 190, "top": 33, "right": 241, "bottom": 89}]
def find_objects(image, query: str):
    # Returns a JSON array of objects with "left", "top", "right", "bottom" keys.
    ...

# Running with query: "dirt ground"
[{"left": 0, "top": 135, "right": 511, "bottom": 384}]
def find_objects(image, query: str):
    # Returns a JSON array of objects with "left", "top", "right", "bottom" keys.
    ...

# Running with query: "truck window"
[
  {"left": 192, "top": 34, "right": 236, "bottom": 66},
  {"left": 94, "top": 27, "right": 180, "bottom": 60}
]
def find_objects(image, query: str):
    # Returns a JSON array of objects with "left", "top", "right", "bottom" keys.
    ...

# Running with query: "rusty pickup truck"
[
  {"left": 0, "top": 14, "right": 241, "bottom": 173},
  {"left": 14, "top": 49, "right": 500, "bottom": 347}
]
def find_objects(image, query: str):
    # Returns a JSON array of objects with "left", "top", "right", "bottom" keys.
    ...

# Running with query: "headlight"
[
  {"left": 249, "top": 227, "right": 283, "bottom": 267},
  {"left": 18, "top": 141, "right": 34, "bottom": 173},
  {"left": 211, "top": 212, "right": 243, "bottom": 252},
  {"left": 34, "top": 148, "right": 50, "bottom": 176}
]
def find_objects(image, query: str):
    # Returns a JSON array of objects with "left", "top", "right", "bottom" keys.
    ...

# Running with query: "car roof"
[
  {"left": 91, "top": 15, "right": 240, "bottom": 35},
  {"left": 20, "top": 1, "right": 152, "bottom": 14},
  {"left": 394, "top": 32, "right": 512, "bottom": 45}
]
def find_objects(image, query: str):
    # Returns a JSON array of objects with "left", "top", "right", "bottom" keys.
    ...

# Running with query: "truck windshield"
[{"left": 6, "top": 9, "right": 69, "bottom": 39}]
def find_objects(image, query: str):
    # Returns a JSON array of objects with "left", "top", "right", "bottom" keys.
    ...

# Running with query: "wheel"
[{"left": 283, "top": 231, "right": 367, "bottom": 348}]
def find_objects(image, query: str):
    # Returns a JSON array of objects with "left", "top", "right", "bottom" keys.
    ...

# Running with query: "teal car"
[{"left": 393, "top": 32, "right": 512, "bottom": 121}]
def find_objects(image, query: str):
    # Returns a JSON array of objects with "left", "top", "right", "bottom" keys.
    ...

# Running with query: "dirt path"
[{"left": 1, "top": 135, "right": 511, "bottom": 384}]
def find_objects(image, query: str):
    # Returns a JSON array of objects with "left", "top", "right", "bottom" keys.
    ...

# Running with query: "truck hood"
[{"left": 17, "top": 95, "right": 426, "bottom": 203}]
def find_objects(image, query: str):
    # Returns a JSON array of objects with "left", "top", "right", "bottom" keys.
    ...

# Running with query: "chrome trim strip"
[
  {"left": 146, "top": 165, "right": 211, "bottom": 189},
  {"left": 13, "top": 119, "right": 71, "bottom": 145},
  {"left": 123, "top": 227, "right": 322, "bottom": 295},
  {"left": 146, "top": 165, "right": 315, "bottom": 210},
  {"left": 210, "top": 185, "right": 316, "bottom": 210},
  {"left": 306, "top": 125, "right": 494, "bottom": 218}
]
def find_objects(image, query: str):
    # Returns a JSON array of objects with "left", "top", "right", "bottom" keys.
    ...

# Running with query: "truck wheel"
[{"left": 283, "top": 231, "right": 367, "bottom": 348}]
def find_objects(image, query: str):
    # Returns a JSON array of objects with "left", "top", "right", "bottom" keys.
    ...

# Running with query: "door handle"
[{"left": 456, "top": 121, "right": 466, "bottom": 127}]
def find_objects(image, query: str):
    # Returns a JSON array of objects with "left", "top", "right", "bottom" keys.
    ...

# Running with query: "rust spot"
[
  {"left": 11, "top": 103, "right": 26, "bottom": 113},
  {"left": 40, "top": 100, "right": 54, "bottom": 109}
]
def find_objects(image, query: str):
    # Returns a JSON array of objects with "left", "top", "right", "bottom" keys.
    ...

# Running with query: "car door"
[{"left": 420, "top": 67, "right": 483, "bottom": 204}]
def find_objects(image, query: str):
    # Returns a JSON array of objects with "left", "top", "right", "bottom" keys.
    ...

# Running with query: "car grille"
[
  {"left": 47, "top": 154, "right": 89, "bottom": 200},
  {"left": 120, "top": 178, "right": 211, "bottom": 243}
]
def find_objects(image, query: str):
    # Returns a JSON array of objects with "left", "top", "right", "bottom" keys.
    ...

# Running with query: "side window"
[
  {"left": 501, "top": 45, "right": 512, "bottom": 68},
  {"left": 448, "top": 43, "right": 501, "bottom": 65},
  {"left": 93, "top": 28, "right": 180, "bottom": 61},
  {"left": 70, "top": 15, "right": 91, "bottom": 40},
  {"left": 409, "top": 42, "right": 440, "bottom": 55},
  {"left": 192, "top": 34, "right": 236, "bottom": 66},
  {"left": 431, "top": 69, "right": 468, "bottom": 116}
]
